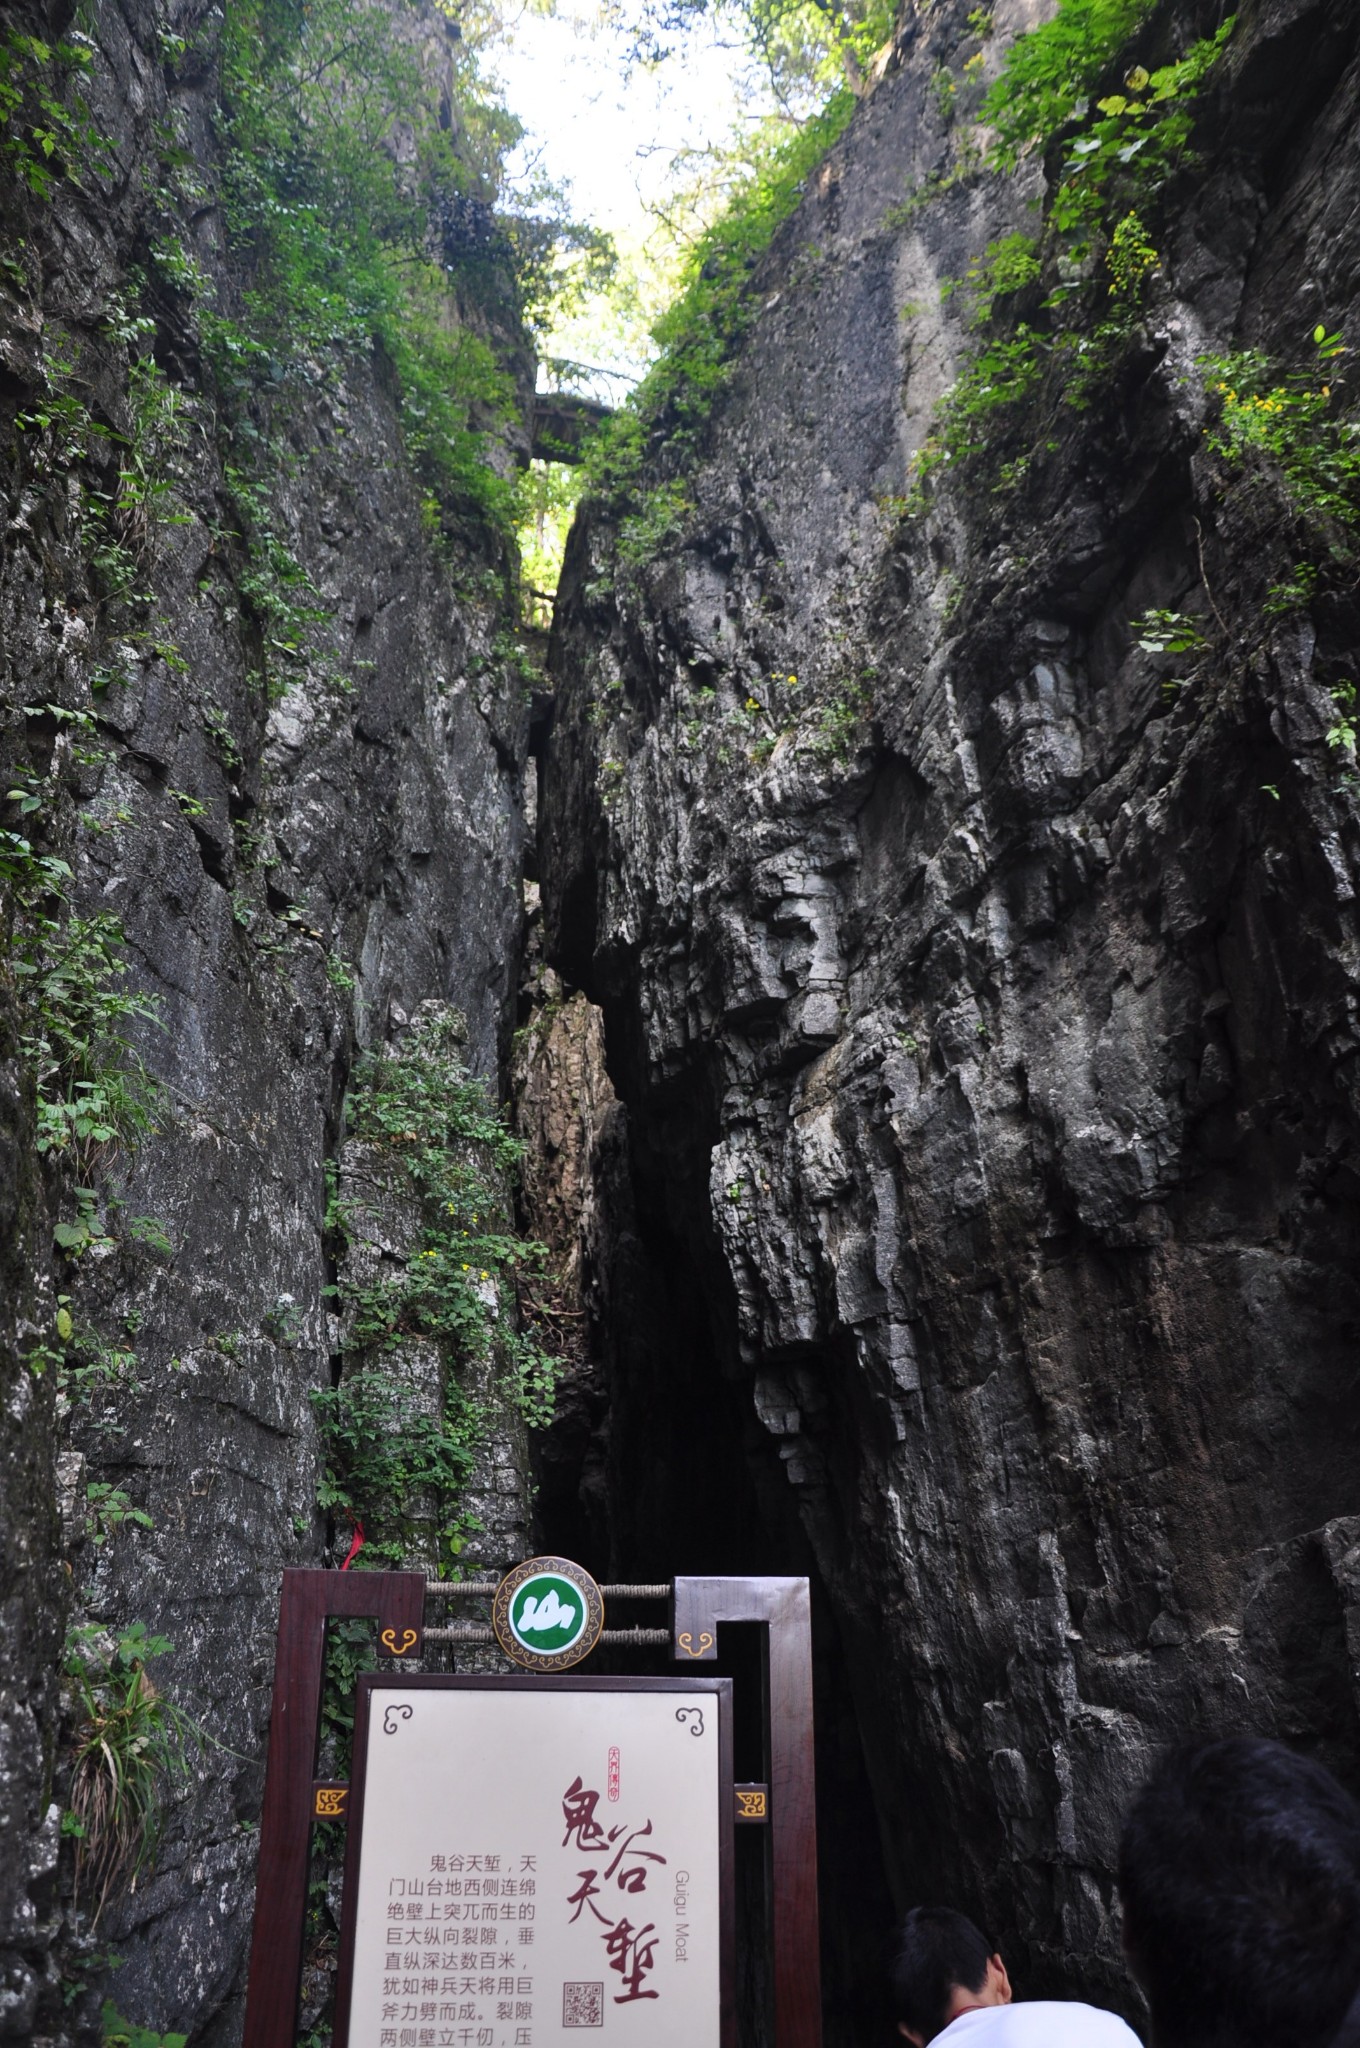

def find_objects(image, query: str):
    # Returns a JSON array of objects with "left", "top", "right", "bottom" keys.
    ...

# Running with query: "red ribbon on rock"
[{"left": 339, "top": 1515, "right": 365, "bottom": 1570}]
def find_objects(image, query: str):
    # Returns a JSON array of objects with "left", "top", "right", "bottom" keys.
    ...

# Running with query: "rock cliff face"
[
  {"left": 0, "top": 951, "right": 63, "bottom": 2038},
  {"left": 541, "top": 0, "right": 1360, "bottom": 2012},
  {"left": 5, "top": 0, "right": 1360, "bottom": 2034},
  {"left": 0, "top": 0, "right": 535, "bottom": 2036}
]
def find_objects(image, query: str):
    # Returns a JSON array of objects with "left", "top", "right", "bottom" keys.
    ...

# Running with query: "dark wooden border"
[
  {"left": 333, "top": 1674, "right": 736, "bottom": 2048},
  {"left": 672, "top": 1578, "right": 819, "bottom": 2048},
  {"left": 242, "top": 1568, "right": 426, "bottom": 2048}
]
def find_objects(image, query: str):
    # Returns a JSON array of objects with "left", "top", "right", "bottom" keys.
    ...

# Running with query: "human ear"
[{"left": 989, "top": 1955, "right": 1013, "bottom": 2005}]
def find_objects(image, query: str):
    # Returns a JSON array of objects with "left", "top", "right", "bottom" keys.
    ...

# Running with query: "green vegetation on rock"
[
  {"left": 910, "top": 6, "right": 1237, "bottom": 508},
  {"left": 211, "top": 0, "right": 604, "bottom": 536},
  {"left": 0, "top": 21, "right": 106, "bottom": 197},
  {"left": 3, "top": 723, "right": 162, "bottom": 1267},
  {"left": 214, "top": 0, "right": 507, "bottom": 523},
  {"left": 1201, "top": 330, "right": 1360, "bottom": 538},
  {"left": 101, "top": 2007, "right": 187, "bottom": 2048},
  {"left": 979, "top": 0, "right": 1156, "bottom": 166},
  {"left": 317, "top": 1009, "right": 558, "bottom": 1571}
]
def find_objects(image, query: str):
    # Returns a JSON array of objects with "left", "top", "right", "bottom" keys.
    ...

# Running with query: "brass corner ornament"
[
  {"left": 313, "top": 1781, "right": 349, "bottom": 1819},
  {"left": 379, "top": 1626, "right": 420, "bottom": 1658},
  {"left": 492, "top": 1556, "right": 604, "bottom": 1672},
  {"left": 735, "top": 1784, "right": 769, "bottom": 1823}
]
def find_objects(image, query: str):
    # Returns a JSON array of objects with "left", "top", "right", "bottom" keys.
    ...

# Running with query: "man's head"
[
  {"left": 889, "top": 1907, "right": 1012, "bottom": 2046},
  {"left": 1119, "top": 1736, "right": 1360, "bottom": 2048}
]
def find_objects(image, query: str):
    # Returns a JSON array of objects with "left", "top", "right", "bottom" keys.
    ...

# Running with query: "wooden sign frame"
[
  {"left": 671, "top": 1577, "right": 819, "bottom": 2048},
  {"left": 331, "top": 1674, "right": 735, "bottom": 2048},
  {"left": 242, "top": 1570, "right": 820, "bottom": 2048},
  {"left": 244, "top": 1568, "right": 427, "bottom": 2048}
]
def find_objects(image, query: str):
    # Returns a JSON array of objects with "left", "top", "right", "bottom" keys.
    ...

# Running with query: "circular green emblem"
[
  {"left": 492, "top": 1556, "right": 603, "bottom": 1671},
  {"left": 510, "top": 1573, "right": 585, "bottom": 1653}
]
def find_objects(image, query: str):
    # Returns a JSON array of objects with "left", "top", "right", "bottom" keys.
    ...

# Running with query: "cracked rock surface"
[{"left": 541, "top": 0, "right": 1360, "bottom": 2008}]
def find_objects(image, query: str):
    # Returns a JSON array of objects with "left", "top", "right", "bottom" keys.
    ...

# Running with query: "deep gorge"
[{"left": 2, "top": 0, "right": 1359, "bottom": 2041}]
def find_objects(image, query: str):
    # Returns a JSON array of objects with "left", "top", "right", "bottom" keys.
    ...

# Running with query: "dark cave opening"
[{"left": 529, "top": 1057, "right": 899, "bottom": 2048}]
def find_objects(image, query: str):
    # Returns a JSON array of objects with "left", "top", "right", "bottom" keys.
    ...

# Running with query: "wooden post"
[
  {"left": 672, "top": 1577, "right": 821, "bottom": 2048},
  {"left": 242, "top": 1568, "right": 425, "bottom": 2048}
]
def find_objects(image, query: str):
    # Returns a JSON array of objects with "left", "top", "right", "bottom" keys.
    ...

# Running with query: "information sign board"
[{"left": 334, "top": 1675, "right": 735, "bottom": 2048}]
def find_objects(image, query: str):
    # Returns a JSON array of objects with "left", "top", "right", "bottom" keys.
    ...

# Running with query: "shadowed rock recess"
[{"left": 539, "top": 0, "right": 1360, "bottom": 2019}]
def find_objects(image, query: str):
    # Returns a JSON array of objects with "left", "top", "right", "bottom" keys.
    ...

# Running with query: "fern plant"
[{"left": 64, "top": 1625, "right": 200, "bottom": 1924}]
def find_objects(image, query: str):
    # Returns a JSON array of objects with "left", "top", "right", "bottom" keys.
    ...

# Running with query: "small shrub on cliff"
[
  {"left": 3, "top": 754, "right": 162, "bottom": 1264},
  {"left": 1043, "top": 24, "right": 1234, "bottom": 246},
  {"left": 1196, "top": 326, "right": 1360, "bottom": 754},
  {"left": 980, "top": 0, "right": 1156, "bottom": 165},
  {"left": 1201, "top": 329, "right": 1360, "bottom": 537},
  {"left": 12, "top": 898, "right": 161, "bottom": 1173},
  {"left": 311, "top": 1368, "right": 482, "bottom": 1569},
  {"left": 1326, "top": 682, "right": 1356, "bottom": 761},
  {"left": 946, "top": 231, "right": 1042, "bottom": 328},
  {"left": 1133, "top": 608, "right": 1208, "bottom": 658},
  {"left": 11, "top": 307, "right": 194, "bottom": 689},
  {"left": 64, "top": 1624, "right": 199, "bottom": 1924},
  {"left": 1106, "top": 209, "right": 1158, "bottom": 299},
  {"left": 909, "top": 329, "right": 1047, "bottom": 498},
  {"left": 0, "top": 22, "right": 107, "bottom": 197},
  {"left": 616, "top": 479, "right": 697, "bottom": 566}
]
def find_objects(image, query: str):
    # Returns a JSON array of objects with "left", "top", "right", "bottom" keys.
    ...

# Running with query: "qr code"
[{"left": 562, "top": 1981, "right": 604, "bottom": 2028}]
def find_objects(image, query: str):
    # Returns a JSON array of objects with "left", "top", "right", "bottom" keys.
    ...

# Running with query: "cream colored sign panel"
[{"left": 345, "top": 1686, "right": 722, "bottom": 2048}]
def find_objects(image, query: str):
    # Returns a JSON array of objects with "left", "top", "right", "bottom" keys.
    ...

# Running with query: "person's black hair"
[
  {"left": 1118, "top": 1736, "right": 1360, "bottom": 2048},
  {"left": 888, "top": 1907, "right": 993, "bottom": 2043}
]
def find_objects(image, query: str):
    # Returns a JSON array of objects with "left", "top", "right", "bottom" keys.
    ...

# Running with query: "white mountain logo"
[{"left": 517, "top": 1588, "right": 577, "bottom": 1633}]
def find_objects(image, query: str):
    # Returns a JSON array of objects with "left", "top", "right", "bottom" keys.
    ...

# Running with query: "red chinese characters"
[{"left": 561, "top": 1778, "right": 667, "bottom": 2004}]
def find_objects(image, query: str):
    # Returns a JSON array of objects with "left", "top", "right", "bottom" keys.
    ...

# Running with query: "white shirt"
[{"left": 937, "top": 2004, "right": 1143, "bottom": 2047}]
